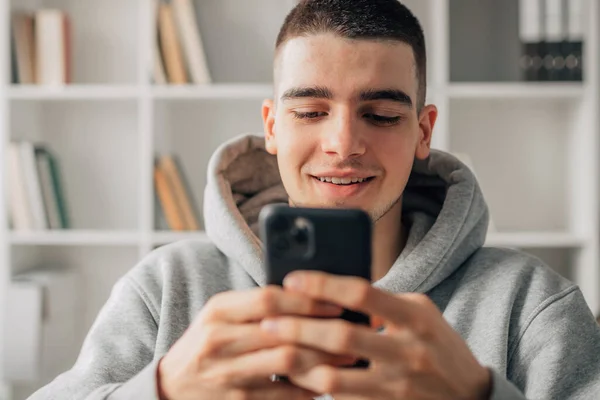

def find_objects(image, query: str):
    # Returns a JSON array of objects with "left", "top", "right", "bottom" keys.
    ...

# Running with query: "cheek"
[{"left": 370, "top": 134, "right": 417, "bottom": 178}]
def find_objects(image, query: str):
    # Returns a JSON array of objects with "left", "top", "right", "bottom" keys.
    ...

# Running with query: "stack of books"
[
  {"left": 7, "top": 141, "right": 69, "bottom": 232},
  {"left": 154, "top": 154, "right": 200, "bottom": 231},
  {"left": 154, "top": 0, "right": 212, "bottom": 85},
  {"left": 519, "top": 0, "right": 584, "bottom": 82},
  {"left": 11, "top": 10, "right": 72, "bottom": 85}
]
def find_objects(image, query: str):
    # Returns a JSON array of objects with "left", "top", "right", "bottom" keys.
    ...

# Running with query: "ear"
[
  {"left": 262, "top": 99, "right": 277, "bottom": 155},
  {"left": 415, "top": 104, "right": 438, "bottom": 160}
]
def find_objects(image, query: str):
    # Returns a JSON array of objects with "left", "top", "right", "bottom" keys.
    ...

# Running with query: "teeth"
[{"left": 318, "top": 177, "right": 369, "bottom": 185}]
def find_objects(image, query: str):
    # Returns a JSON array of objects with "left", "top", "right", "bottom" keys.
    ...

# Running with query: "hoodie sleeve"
[
  {"left": 490, "top": 286, "right": 600, "bottom": 400},
  {"left": 26, "top": 276, "right": 162, "bottom": 400}
]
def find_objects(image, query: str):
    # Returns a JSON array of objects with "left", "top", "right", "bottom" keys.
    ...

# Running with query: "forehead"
[{"left": 275, "top": 33, "right": 417, "bottom": 99}]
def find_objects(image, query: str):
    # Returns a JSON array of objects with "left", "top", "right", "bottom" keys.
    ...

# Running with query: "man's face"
[{"left": 262, "top": 33, "right": 436, "bottom": 222}]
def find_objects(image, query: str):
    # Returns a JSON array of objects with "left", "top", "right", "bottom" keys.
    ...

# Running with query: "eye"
[
  {"left": 364, "top": 114, "right": 402, "bottom": 126},
  {"left": 292, "top": 111, "right": 327, "bottom": 120}
]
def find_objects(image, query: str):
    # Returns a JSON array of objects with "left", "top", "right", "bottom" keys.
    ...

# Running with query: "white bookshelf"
[{"left": 1, "top": 0, "right": 599, "bottom": 398}]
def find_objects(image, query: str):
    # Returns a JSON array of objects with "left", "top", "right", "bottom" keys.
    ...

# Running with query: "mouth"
[{"left": 312, "top": 176, "right": 375, "bottom": 185}]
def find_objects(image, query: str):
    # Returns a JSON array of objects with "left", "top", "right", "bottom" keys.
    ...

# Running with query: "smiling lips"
[
  {"left": 310, "top": 173, "right": 376, "bottom": 200},
  {"left": 316, "top": 176, "right": 371, "bottom": 185}
]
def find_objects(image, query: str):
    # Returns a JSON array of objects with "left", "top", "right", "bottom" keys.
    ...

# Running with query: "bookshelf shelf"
[
  {"left": 9, "top": 230, "right": 140, "bottom": 246},
  {"left": 151, "top": 84, "right": 274, "bottom": 100},
  {"left": 485, "top": 232, "right": 587, "bottom": 248},
  {"left": 446, "top": 82, "right": 585, "bottom": 99},
  {"left": 8, "top": 85, "right": 140, "bottom": 100}
]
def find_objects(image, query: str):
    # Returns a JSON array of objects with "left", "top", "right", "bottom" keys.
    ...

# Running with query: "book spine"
[
  {"left": 544, "top": 0, "right": 566, "bottom": 81},
  {"left": 566, "top": 0, "right": 584, "bottom": 81},
  {"left": 20, "top": 141, "right": 49, "bottom": 230},
  {"left": 154, "top": 162, "right": 186, "bottom": 231},
  {"left": 45, "top": 148, "right": 69, "bottom": 229},
  {"left": 519, "top": 0, "right": 544, "bottom": 81},
  {"left": 160, "top": 155, "right": 200, "bottom": 231},
  {"left": 158, "top": 2, "right": 188, "bottom": 84},
  {"left": 7, "top": 141, "right": 34, "bottom": 230},
  {"left": 172, "top": 0, "right": 212, "bottom": 85},
  {"left": 35, "top": 148, "right": 62, "bottom": 230},
  {"left": 35, "top": 10, "right": 66, "bottom": 85}
]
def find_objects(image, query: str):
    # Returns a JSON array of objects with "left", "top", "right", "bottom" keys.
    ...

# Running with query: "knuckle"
[
  {"left": 209, "top": 368, "right": 236, "bottom": 388},
  {"left": 347, "top": 280, "right": 371, "bottom": 309},
  {"left": 198, "top": 324, "right": 223, "bottom": 356},
  {"left": 258, "top": 287, "right": 281, "bottom": 315},
  {"left": 411, "top": 344, "right": 431, "bottom": 372},
  {"left": 320, "top": 367, "right": 342, "bottom": 393},
  {"left": 312, "top": 274, "right": 328, "bottom": 294},
  {"left": 278, "top": 345, "right": 302, "bottom": 372},
  {"left": 200, "top": 291, "right": 229, "bottom": 321},
  {"left": 334, "top": 321, "right": 357, "bottom": 351}
]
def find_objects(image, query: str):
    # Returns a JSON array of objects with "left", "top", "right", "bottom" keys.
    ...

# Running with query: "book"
[
  {"left": 10, "top": 17, "right": 19, "bottom": 84},
  {"left": 543, "top": 0, "right": 566, "bottom": 81},
  {"left": 11, "top": 13, "right": 36, "bottom": 84},
  {"left": 20, "top": 141, "right": 49, "bottom": 230},
  {"left": 152, "top": 0, "right": 167, "bottom": 85},
  {"left": 154, "top": 44, "right": 167, "bottom": 85},
  {"left": 519, "top": 0, "right": 544, "bottom": 81},
  {"left": 35, "top": 147, "right": 64, "bottom": 230},
  {"left": 172, "top": 0, "right": 212, "bottom": 85},
  {"left": 566, "top": 0, "right": 584, "bottom": 81},
  {"left": 63, "top": 13, "right": 72, "bottom": 84},
  {"left": 7, "top": 141, "right": 34, "bottom": 231},
  {"left": 35, "top": 10, "right": 67, "bottom": 85},
  {"left": 158, "top": 2, "right": 188, "bottom": 84},
  {"left": 159, "top": 154, "right": 200, "bottom": 230},
  {"left": 154, "top": 161, "right": 186, "bottom": 230}
]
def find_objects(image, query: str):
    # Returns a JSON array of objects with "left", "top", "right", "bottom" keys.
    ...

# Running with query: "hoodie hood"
[{"left": 204, "top": 133, "right": 490, "bottom": 294}]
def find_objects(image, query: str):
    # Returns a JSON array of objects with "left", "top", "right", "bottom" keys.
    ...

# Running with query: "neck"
[{"left": 371, "top": 199, "right": 407, "bottom": 282}]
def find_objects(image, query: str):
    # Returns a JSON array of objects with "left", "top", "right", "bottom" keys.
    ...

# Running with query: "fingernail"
[
  {"left": 261, "top": 319, "right": 279, "bottom": 333},
  {"left": 283, "top": 274, "right": 303, "bottom": 290}
]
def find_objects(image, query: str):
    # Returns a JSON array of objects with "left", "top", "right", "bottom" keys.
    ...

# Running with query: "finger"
[
  {"left": 200, "top": 285, "right": 343, "bottom": 323},
  {"left": 289, "top": 365, "right": 383, "bottom": 397},
  {"left": 200, "top": 323, "right": 281, "bottom": 357},
  {"left": 283, "top": 271, "right": 420, "bottom": 325},
  {"left": 235, "top": 381, "right": 318, "bottom": 400},
  {"left": 216, "top": 345, "right": 351, "bottom": 386},
  {"left": 217, "top": 323, "right": 357, "bottom": 366},
  {"left": 260, "top": 316, "right": 403, "bottom": 361}
]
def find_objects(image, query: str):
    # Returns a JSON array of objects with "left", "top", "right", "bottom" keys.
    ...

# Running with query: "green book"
[{"left": 35, "top": 146, "right": 70, "bottom": 229}]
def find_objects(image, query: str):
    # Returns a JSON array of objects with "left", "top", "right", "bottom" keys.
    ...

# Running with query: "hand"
[
  {"left": 157, "top": 285, "right": 355, "bottom": 400},
  {"left": 259, "top": 271, "right": 492, "bottom": 400}
]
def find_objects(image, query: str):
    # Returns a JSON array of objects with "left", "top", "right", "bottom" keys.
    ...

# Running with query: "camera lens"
[{"left": 290, "top": 226, "right": 308, "bottom": 244}]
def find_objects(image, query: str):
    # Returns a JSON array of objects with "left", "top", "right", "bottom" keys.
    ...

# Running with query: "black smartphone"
[{"left": 259, "top": 204, "right": 372, "bottom": 369}]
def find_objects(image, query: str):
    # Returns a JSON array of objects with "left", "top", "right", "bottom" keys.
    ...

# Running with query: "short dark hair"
[{"left": 275, "top": 0, "right": 427, "bottom": 111}]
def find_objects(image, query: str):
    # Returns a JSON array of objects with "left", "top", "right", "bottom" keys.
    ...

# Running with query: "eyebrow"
[
  {"left": 360, "top": 88, "right": 413, "bottom": 108},
  {"left": 280, "top": 86, "right": 413, "bottom": 109}
]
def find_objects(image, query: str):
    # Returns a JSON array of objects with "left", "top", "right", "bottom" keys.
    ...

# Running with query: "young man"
[{"left": 27, "top": 1, "right": 600, "bottom": 399}]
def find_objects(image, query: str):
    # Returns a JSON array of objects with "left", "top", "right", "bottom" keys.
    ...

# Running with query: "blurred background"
[{"left": 0, "top": 0, "right": 598, "bottom": 399}]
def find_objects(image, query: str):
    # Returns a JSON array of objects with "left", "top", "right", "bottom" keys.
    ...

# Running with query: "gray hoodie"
[{"left": 27, "top": 134, "right": 600, "bottom": 400}]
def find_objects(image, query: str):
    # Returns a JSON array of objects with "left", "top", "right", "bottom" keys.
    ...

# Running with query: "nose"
[{"left": 320, "top": 111, "right": 366, "bottom": 159}]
